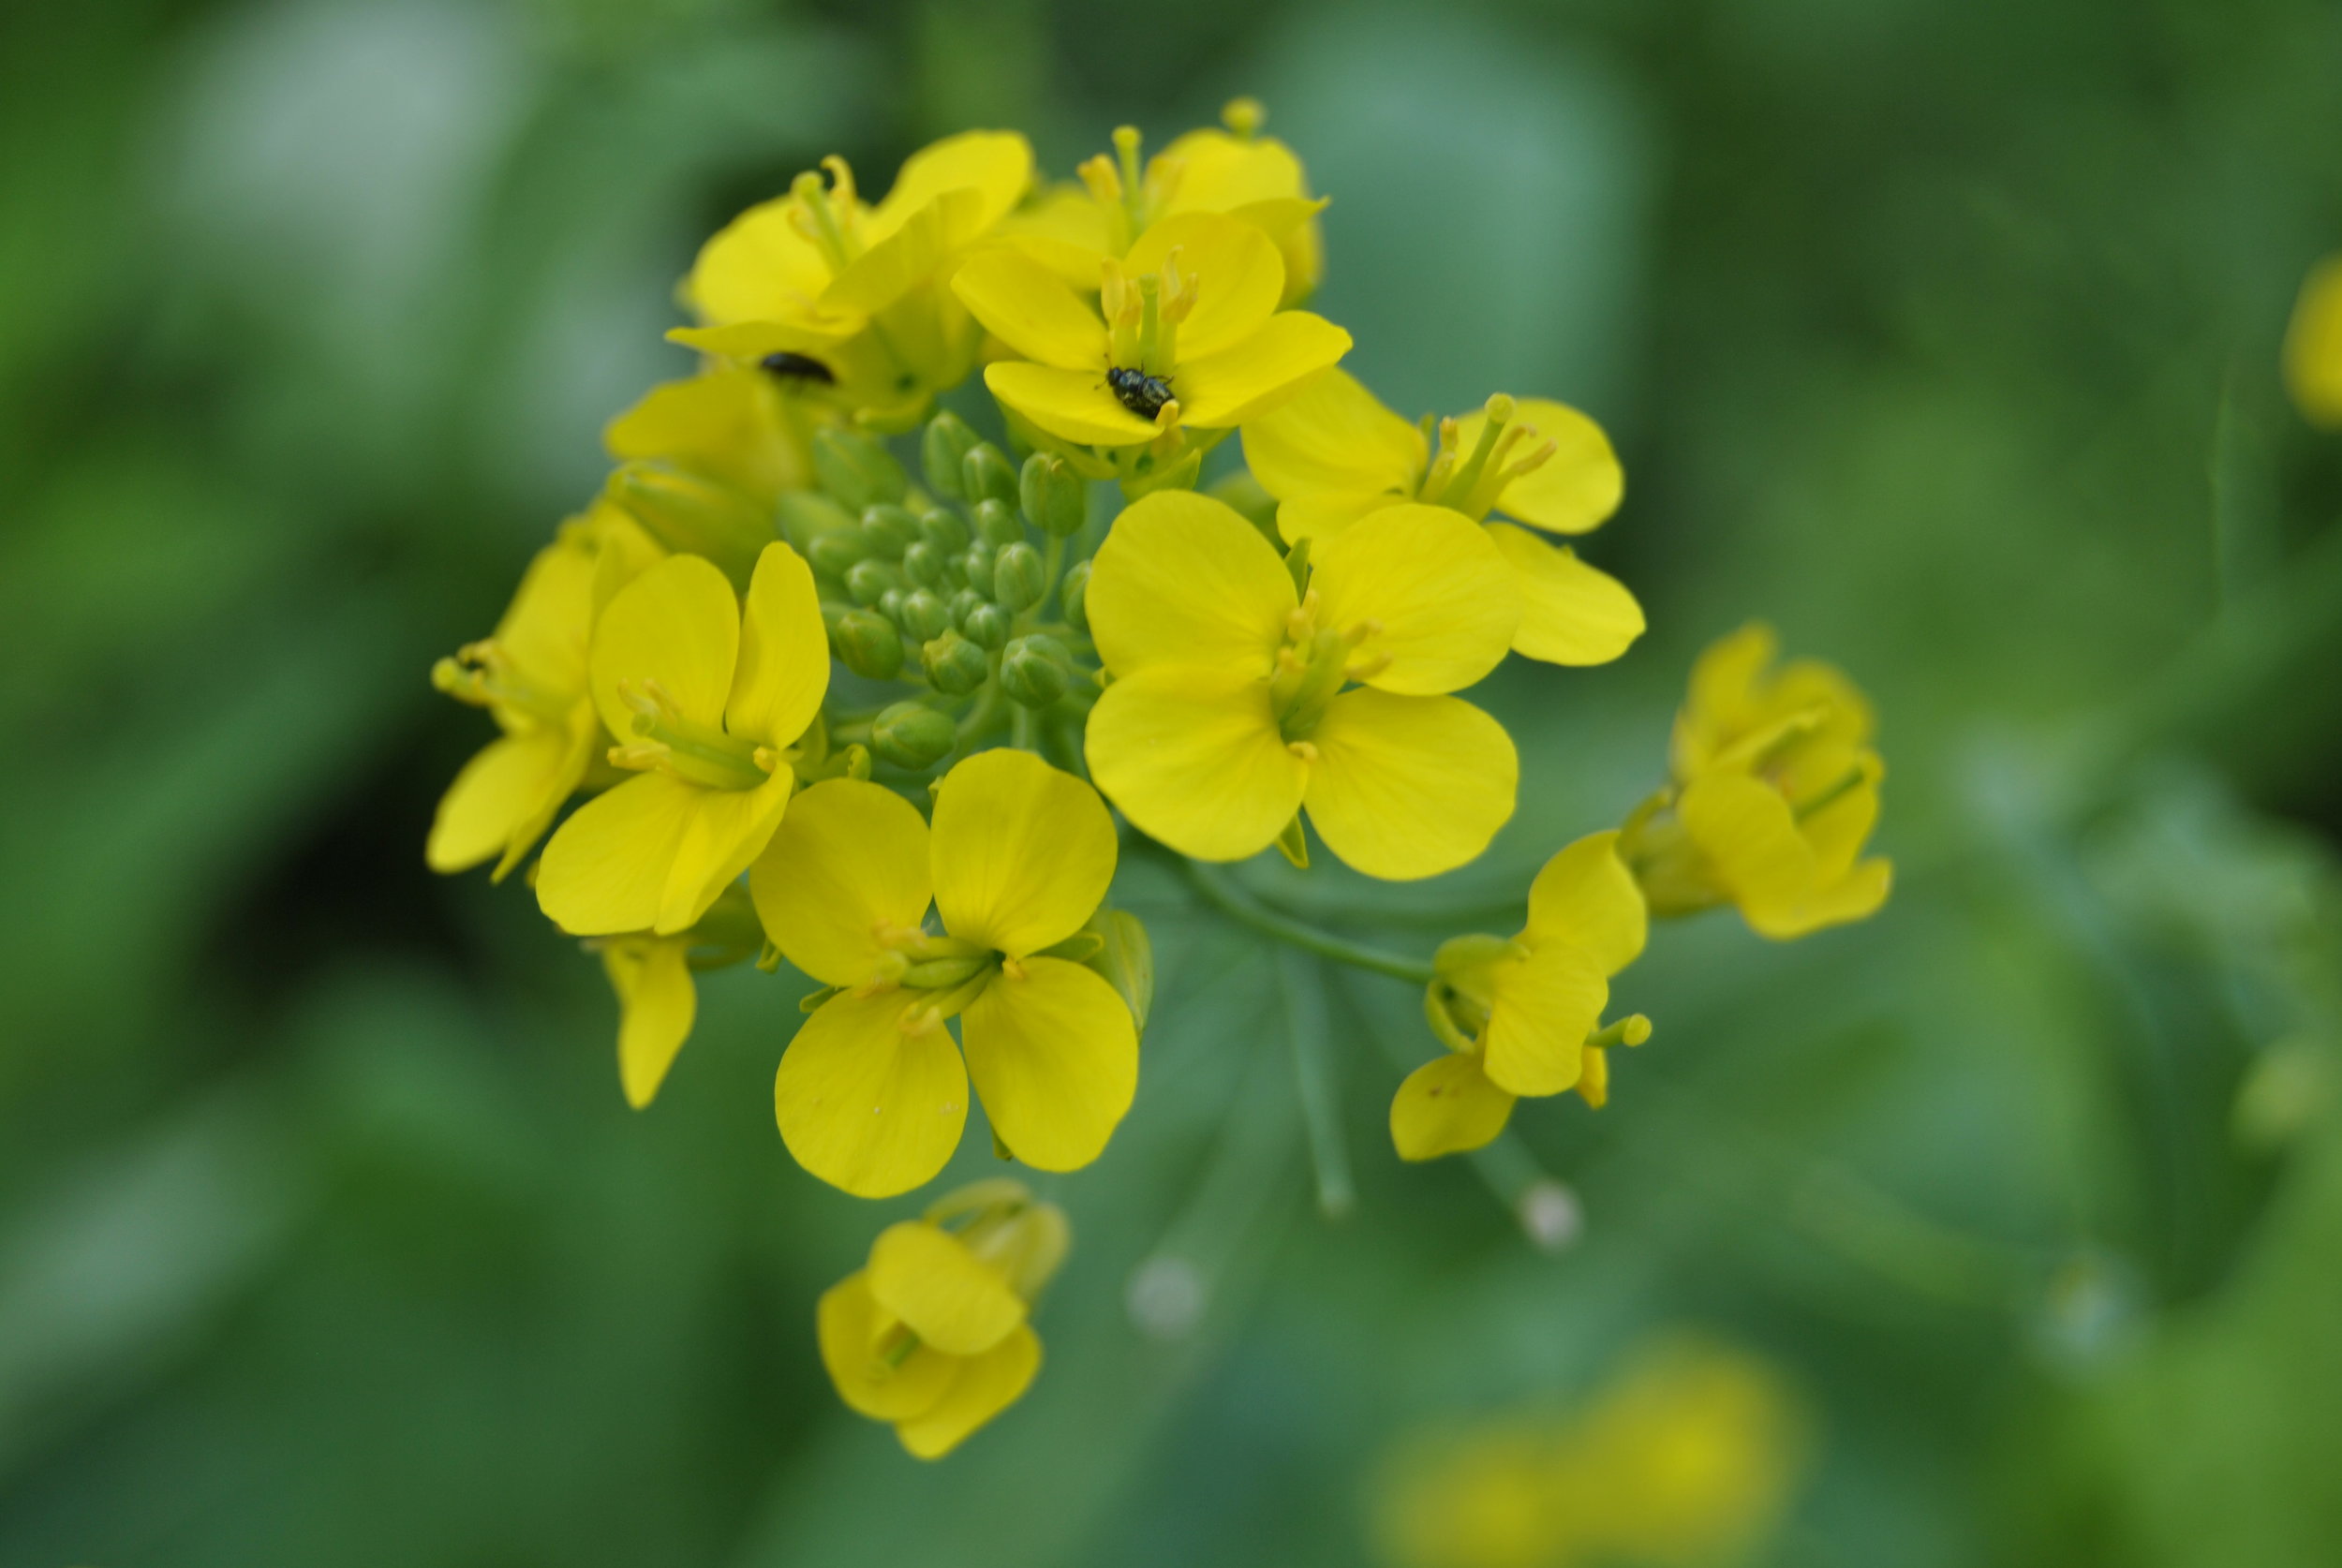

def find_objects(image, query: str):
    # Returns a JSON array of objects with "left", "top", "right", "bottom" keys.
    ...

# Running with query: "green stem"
[
  {"left": 1170, "top": 853, "right": 1437, "bottom": 985},
  {"left": 1276, "top": 949, "right": 1353, "bottom": 1220}
]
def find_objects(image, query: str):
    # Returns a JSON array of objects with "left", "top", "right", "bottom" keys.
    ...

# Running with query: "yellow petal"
[
  {"left": 1085, "top": 667, "right": 1306, "bottom": 863},
  {"left": 1390, "top": 1054, "right": 1516, "bottom": 1161},
  {"left": 750, "top": 779, "right": 932, "bottom": 988},
  {"left": 1125, "top": 212, "right": 1282, "bottom": 361},
  {"left": 992, "top": 185, "right": 1112, "bottom": 284},
  {"left": 961, "top": 958, "right": 1138, "bottom": 1173},
  {"left": 1275, "top": 491, "right": 1401, "bottom": 545},
  {"left": 657, "top": 767, "right": 795, "bottom": 934},
  {"left": 894, "top": 1324, "right": 1040, "bottom": 1458},
  {"left": 727, "top": 543, "right": 829, "bottom": 746},
  {"left": 1480, "top": 944, "right": 1608, "bottom": 1097},
  {"left": 1800, "top": 762, "right": 1882, "bottom": 880},
  {"left": 817, "top": 1272, "right": 958, "bottom": 1422},
  {"left": 1303, "top": 691, "right": 1517, "bottom": 880},
  {"left": 603, "top": 369, "right": 803, "bottom": 503},
  {"left": 1173, "top": 311, "right": 1353, "bottom": 429},
  {"left": 1455, "top": 397, "right": 1622, "bottom": 535},
  {"left": 537, "top": 771, "right": 700, "bottom": 936},
  {"left": 2285, "top": 255, "right": 2342, "bottom": 427},
  {"left": 1311, "top": 503, "right": 1519, "bottom": 696},
  {"left": 1524, "top": 830, "right": 1648, "bottom": 975},
  {"left": 983, "top": 362, "right": 1156, "bottom": 447},
  {"left": 931, "top": 751, "right": 1116, "bottom": 957},
  {"left": 603, "top": 938, "right": 696, "bottom": 1108},
  {"left": 867, "top": 129, "right": 1032, "bottom": 241},
  {"left": 953, "top": 247, "right": 1109, "bottom": 369},
  {"left": 588, "top": 554, "right": 740, "bottom": 740},
  {"left": 1677, "top": 771, "right": 1811, "bottom": 913},
  {"left": 775, "top": 991, "right": 969, "bottom": 1198},
  {"left": 823, "top": 187, "right": 982, "bottom": 318},
  {"left": 1239, "top": 367, "right": 1425, "bottom": 512},
  {"left": 1485, "top": 524, "right": 1645, "bottom": 668},
  {"left": 685, "top": 195, "right": 837, "bottom": 329},
  {"left": 1670, "top": 624, "right": 1777, "bottom": 779},
  {"left": 426, "top": 727, "right": 579, "bottom": 875},
  {"left": 1084, "top": 489, "right": 1293, "bottom": 676},
  {"left": 867, "top": 1220, "right": 1026, "bottom": 1356},
  {"left": 1746, "top": 859, "right": 1892, "bottom": 940},
  {"left": 494, "top": 533, "right": 600, "bottom": 694}
]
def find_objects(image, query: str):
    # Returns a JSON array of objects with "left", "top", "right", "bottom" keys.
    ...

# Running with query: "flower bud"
[
  {"left": 959, "top": 540, "right": 997, "bottom": 599},
  {"left": 917, "top": 507, "right": 970, "bottom": 554},
  {"left": 921, "top": 411, "right": 981, "bottom": 499},
  {"left": 812, "top": 427, "right": 909, "bottom": 511},
  {"left": 1000, "top": 633, "right": 1071, "bottom": 707},
  {"left": 833, "top": 610, "right": 903, "bottom": 679},
  {"left": 961, "top": 603, "right": 1010, "bottom": 650},
  {"left": 846, "top": 558, "right": 902, "bottom": 607},
  {"left": 961, "top": 441, "right": 1018, "bottom": 508},
  {"left": 807, "top": 530, "right": 869, "bottom": 577},
  {"left": 899, "top": 587, "right": 951, "bottom": 643},
  {"left": 777, "top": 491, "right": 858, "bottom": 557},
  {"left": 900, "top": 540, "right": 945, "bottom": 587},
  {"left": 948, "top": 587, "right": 986, "bottom": 629},
  {"left": 871, "top": 701, "right": 956, "bottom": 769},
  {"left": 923, "top": 630, "right": 990, "bottom": 694},
  {"left": 606, "top": 462, "right": 771, "bottom": 585},
  {"left": 859, "top": 503, "right": 922, "bottom": 558},
  {"left": 1020, "top": 451, "right": 1087, "bottom": 537},
  {"left": 1059, "top": 558, "right": 1091, "bottom": 633},
  {"left": 878, "top": 586, "right": 906, "bottom": 624},
  {"left": 971, "top": 497, "right": 1023, "bottom": 548},
  {"left": 991, "top": 541, "right": 1046, "bottom": 614}
]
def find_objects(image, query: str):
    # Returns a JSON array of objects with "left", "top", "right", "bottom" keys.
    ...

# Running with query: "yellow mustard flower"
[
  {"left": 1391, "top": 832, "right": 1650, "bottom": 1161},
  {"left": 996, "top": 102, "right": 1326, "bottom": 306},
  {"left": 752, "top": 749, "right": 1139, "bottom": 1198},
  {"left": 670, "top": 131, "right": 1033, "bottom": 430},
  {"left": 426, "top": 500, "right": 662, "bottom": 880},
  {"left": 604, "top": 363, "right": 814, "bottom": 505},
  {"left": 953, "top": 210, "right": 1351, "bottom": 452},
  {"left": 820, "top": 1178, "right": 1066, "bottom": 1459},
  {"left": 1082, "top": 490, "right": 1519, "bottom": 880},
  {"left": 1622, "top": 623, "right": 1890, "bottom": 940},
  {"left": 1373, "top": 1336, "right": 1810, "bottom": 1568},
  {"left": 536, "top": 542, "right": 829, "bottom": 937},
  {"left": 1243, "top": 370, "right": 1642, "bottom": 667},
  {"left": 2284, "top": 254, "right": 2342, "bottom": 427},
  {"left": 591, "top": 884, "right": 765, "bottom": 1110}
]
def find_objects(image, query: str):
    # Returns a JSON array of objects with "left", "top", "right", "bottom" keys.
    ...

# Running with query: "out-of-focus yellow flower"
[
  {"left": 1623, "top": 624, "right": 1890, "bottom": 939},
  {"left": 1374, "top": 1336, "right": 1811, "bottom": 1568},
  {"left": 427, "top": 500, "right": 662, "bottom": 880},
  {"left": 671, "top": 131, "right": 1033, "bottom": 430},
  {"left": 1243, "top": 371, "right": 1641, "bottom": 667},
  {"left": 604, "top": 363, "right": 814, "bottom": 504},
  {"left": 536, "top": 543, "right": 829, "bottom": 937},
  {"left": 753, "top": 749, "right": 1139, "bottom": 1198},
  {"left": 997, "top": 102, "right": 1327, "bottom": 305},
  {"left": 954, "top": 211, "right": 1350, "bottom": 452},
  {"left": 591, "top": 884, "right": 765, "bottom": 1110},
  {"left": 1392, "top": 832, "right": 1650, "bottom": 1161},
  {"left": 1082, "top": 490, "right": 1519, "bottom": 880},
  {"left": 2285, "top": 255, "right": 2342, "bottom": 428},
  {"left": 820, "top": 1178, "right": 1067, "bottom": 1459}
]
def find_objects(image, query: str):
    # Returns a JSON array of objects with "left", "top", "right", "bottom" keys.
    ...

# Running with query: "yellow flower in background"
[
  {"left": 997, "top": 102, "right": 1327, "bottom": 306},
  {"left": 1083, "top": 490, "right": 1519, "bottom": 880},
  {"left": 820, "top": 1179, "right": 1066, "bottom": 1459},
  {"left": 1623, "top": 623, "right": 1890, "bottom": 939},
  {"left": 536, "top": 542, "right": 829, "bottom": 937},
  {"left": 953, "top": 211, "right": 1351, "bottom": 451},
  {"left": 2284, "top": 255, "right": 2342, "bottom": 427},
  {"left": 1392, "top": 832, "right": 1650, "bottom": 1161},
  {"left": 604, "top": 363, "right": 814, "bottom": 505},
  {"left": 753, "top": 749, "right": 1139, "bottom": 1198},
  {"left": 591, "top": 884, "right": 766, "bottom": 1110},
  {"left": 670, "top": 131, "right": 1033, "bottom": 430},
  {"left": 1243, "top": 370, "right": 1642, "bottom": 667},
  {"left": 426, "top": 500, "right": 662, "bottom": 880},
  {"left": 1373, "top": 1336, "right": 1811, "bottom": 1568}
]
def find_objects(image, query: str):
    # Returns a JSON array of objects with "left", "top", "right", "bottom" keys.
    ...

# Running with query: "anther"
[{"left": 1223, "top": 97, "right": 1266, "bottom": 139}]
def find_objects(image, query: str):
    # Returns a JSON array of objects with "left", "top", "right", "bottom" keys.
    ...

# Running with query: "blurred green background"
[{"left": 6, "top": 0, "right": 2342, "bottom": 1563}]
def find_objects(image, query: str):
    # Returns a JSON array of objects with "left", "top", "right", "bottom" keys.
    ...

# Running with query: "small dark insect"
[
  {"left": 759, "top": 351, "right": 837, "bottom": 386},
  {"left": 1105, "top": 365, "right": 1174, "bottom": 420}
]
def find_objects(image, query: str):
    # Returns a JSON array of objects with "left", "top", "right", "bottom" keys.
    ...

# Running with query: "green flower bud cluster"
[{"left": 800, "top": 411, "right": 1108, "bottom": 772}]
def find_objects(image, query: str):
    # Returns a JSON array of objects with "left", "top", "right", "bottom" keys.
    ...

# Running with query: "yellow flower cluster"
[{"left": 425, "top": 101, "right": 1892, "bottom": 1457}]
